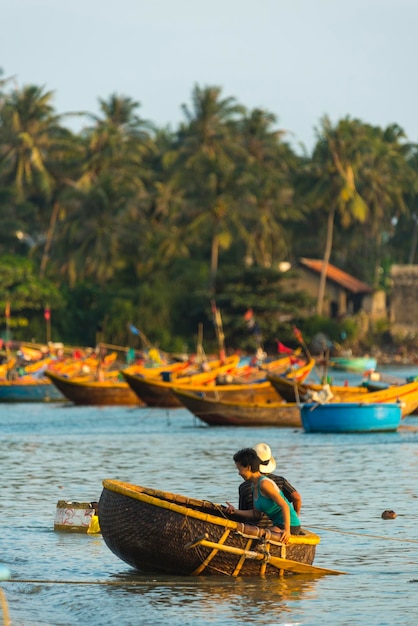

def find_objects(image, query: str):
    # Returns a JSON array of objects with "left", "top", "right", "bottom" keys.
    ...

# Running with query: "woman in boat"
[
  {"left": 226, "top": 447, "right": 301, "bottom": 544},
  {"left": 238, "top": 443, "right": 302, "bottom": 521}
]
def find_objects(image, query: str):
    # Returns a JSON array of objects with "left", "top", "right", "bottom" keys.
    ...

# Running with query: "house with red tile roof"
[{"left": 284, "top": 258, "right": 386, "bottom": 319}]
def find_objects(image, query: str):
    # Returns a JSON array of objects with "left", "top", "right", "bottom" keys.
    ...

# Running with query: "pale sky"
[{"left": 2, "top": 0, "right": 418, "bottom": 152}]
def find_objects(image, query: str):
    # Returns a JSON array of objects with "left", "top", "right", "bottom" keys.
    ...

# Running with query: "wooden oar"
[{"left": 185, "top": 534, "right": 345, "bottom": 576}]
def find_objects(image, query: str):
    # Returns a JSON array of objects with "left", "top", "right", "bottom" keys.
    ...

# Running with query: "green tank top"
[{"left": 253, "top": 476, "right": 300, "bottom": 528}]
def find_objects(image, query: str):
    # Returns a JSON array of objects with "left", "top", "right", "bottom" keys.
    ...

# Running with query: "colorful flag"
[
  {"left": 293, "top": 325, "right": 303, "bottom": 344},
  {"left": 244, "top": 309, "right": 256, "bottom": 332},
  {"left": 5, "top": 301, "right": 10, "bottom": 319},
  {"left": 276, "top": 341, "right": 294, "bottom": 355}
]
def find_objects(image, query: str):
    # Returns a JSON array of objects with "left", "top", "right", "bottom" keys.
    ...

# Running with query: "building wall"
[
  {"left": 390, "top": 265, "right": 418, "bottom": 331},
  {"left": 363, "top": 290, "right": 387, "bottom": 319}
]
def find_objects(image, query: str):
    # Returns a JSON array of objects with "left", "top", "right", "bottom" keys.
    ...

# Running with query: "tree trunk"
[
  {"left": 209, "top": 233, "right": 219, "bottom": 293},
  {"left": 317, "top": 207, "right": 335, "bottom": 315},
  {"left": 40, "top": 201, "right": 60, "bottom": 279}
]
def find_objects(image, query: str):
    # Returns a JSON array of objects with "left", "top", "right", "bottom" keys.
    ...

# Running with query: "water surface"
[{"left": 1, "top": 366, "right": 418, "bottom": 625}]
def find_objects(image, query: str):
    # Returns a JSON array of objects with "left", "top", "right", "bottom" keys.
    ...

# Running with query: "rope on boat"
[{"left": 309, "top": 525, "right": 418, "bottom": 543}]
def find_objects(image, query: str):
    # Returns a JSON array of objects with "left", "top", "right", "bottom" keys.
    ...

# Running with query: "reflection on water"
[{"left": 0, "top": 390, "right": 418, "bottom": 624}]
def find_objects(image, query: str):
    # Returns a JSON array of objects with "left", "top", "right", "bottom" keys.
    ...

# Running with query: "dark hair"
[{"left": 233, "top": 448, "right": 261, "bottom": 472}]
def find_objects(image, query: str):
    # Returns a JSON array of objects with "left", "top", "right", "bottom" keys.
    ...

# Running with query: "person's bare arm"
[
  {"left": 261, "top": 480, "right": 291, "bottom": 543},
  {"left": 225, "top": 502, "right": 261, "bottom": 521},
  {"left": 290, "top": 490, "right": 302, "bottom": 515}
]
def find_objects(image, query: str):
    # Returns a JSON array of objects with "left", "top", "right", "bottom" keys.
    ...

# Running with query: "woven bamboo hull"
[
  {"left": 172, "top": 388, "right": 302, "bottom": 427},
  {"left": 45, "top": 371, "right": 143, "bottom": 406},
  {"left": 99, "top": 480, "right": 319, "bottom": 577}
]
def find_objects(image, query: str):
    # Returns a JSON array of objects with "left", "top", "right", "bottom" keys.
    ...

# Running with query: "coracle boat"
[
  {"left": 301, "top": 401, "right": 402, "bottom": 433},
  {"left": 172, "top": 387, "right": 301, "bottom": 427},
  {"left": 99, "top": 480, "right": 341, "bottom": 577}
]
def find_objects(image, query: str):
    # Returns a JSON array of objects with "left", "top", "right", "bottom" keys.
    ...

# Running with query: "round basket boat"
[{"left": 99, "top": 480, "right": 321, "bottom": 577}]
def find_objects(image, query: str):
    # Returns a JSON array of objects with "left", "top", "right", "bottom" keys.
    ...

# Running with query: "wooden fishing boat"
[
  {"left": 267, "top": 372, "right": 369, "bottom": 403},
  {"left": 301, "top": 402, "right": 402, "bottom": 433},
  {"left": 120, "top": 354, "right": 242, "bottom": 408},
  {"left": 328, "top": 356, "right": 377, "bottom": 372},
  {"left": 0, "top": 376, "right": 64, "bottom": 402},
  {"left": 45, "top": 371, "right": 143, "bottom": 406},
  {"left": 341, "top": 380, "right": 418, "bottom": 418},
  {"left": 172, "top": 387, "right": 301, "bottom": 427},
  {"left": 269, "top": 374, "right": 418, "bottom": 418},
  {"left": 99, "top": 480, "right": 340, "bottom": 577},
  {"left": 122, "top": 355, "right": 315, "bottom": 408}
]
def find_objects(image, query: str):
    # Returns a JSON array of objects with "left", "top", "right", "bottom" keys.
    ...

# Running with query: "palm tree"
[
  {"left": 357, "top": 124, "right": 410, "bottom": 284},
  {"left": 304, "top": 116, "right": 368, "bottom": 314},
  {"left": 48, "top": 94, "right": 157, "bottom": 286},
  {"left": 0, "top": 83, "right": 81, "bottom": 276},
  {"left": 172, "top": 84, "right": 246, "bottom": 291},
  {"left": 0, "top": 85, "right": 61, "bottom": 201},
  {"left": 235, "top": 108, "right": 302, "bottom": 269},
  {"left": 54, "top": 174, "right": 138, "bottom": 286},
  {"left": 78, "top": 93, "right": 154, "bottom": 191}
]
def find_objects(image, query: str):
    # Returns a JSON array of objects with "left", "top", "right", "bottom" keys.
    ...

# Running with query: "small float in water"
[{"left": 54, "top": 500, "right": 100, "bottom": 533}]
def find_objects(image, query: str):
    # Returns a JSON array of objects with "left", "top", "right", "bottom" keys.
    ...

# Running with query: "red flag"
[
  {"left": 243, "top": 308, "right": 253, "bottom": 321},
  {"left": 44, "top": 307, "right": 51, "bottom": 321},
  {"left": 244, "top": 309, "right": 256, "bottom": 331},
  {"left": 293, "top": 325, "right": 303, "bottom": 344},
  {"left": 276, "top": 341, "right": 294, "bottom": 355}
]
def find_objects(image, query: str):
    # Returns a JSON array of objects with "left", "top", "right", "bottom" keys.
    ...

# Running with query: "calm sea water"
[{"left": 1, "top": 365, "right": 418, "bottom": 626}]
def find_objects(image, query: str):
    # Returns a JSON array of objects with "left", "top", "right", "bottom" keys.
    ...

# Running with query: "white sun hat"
[{"left": 253, "top": 442, "right": 276, "bottom": 474}]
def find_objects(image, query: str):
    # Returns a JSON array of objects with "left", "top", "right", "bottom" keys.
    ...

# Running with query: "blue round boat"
[{"left": 301, "top": 402, "right": 403, "bottom": 433}]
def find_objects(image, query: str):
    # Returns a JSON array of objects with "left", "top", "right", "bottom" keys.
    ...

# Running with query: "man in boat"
[{"left": 238, "top": 443, "right": 302, "bottom": 527}]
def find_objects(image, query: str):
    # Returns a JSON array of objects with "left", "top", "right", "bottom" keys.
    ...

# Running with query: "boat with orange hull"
[
  {"left": 172, "top": 387, "right": 302, "bottom": 427},
  {"left": 122, "top": 355, "right": 315, "bottom": 408},
  {"left": 120, "top": 355, "right": 242, "bottom": 408},
  {"left": 340, "top": 380, "right": 418, "bottom": 418},
  {"left": 267, "top": 375, "right": 418, "bottom": 419},
  {"left": 45, "top": 371, "right": 143, "bottom": 406},
  {"left": 266, "top": 372, "right": 369, "bottom": 403}
]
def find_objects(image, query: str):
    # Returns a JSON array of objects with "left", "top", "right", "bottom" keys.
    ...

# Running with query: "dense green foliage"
[{"left": 1, "top": 69, "right": 417, "bottom": 352}]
